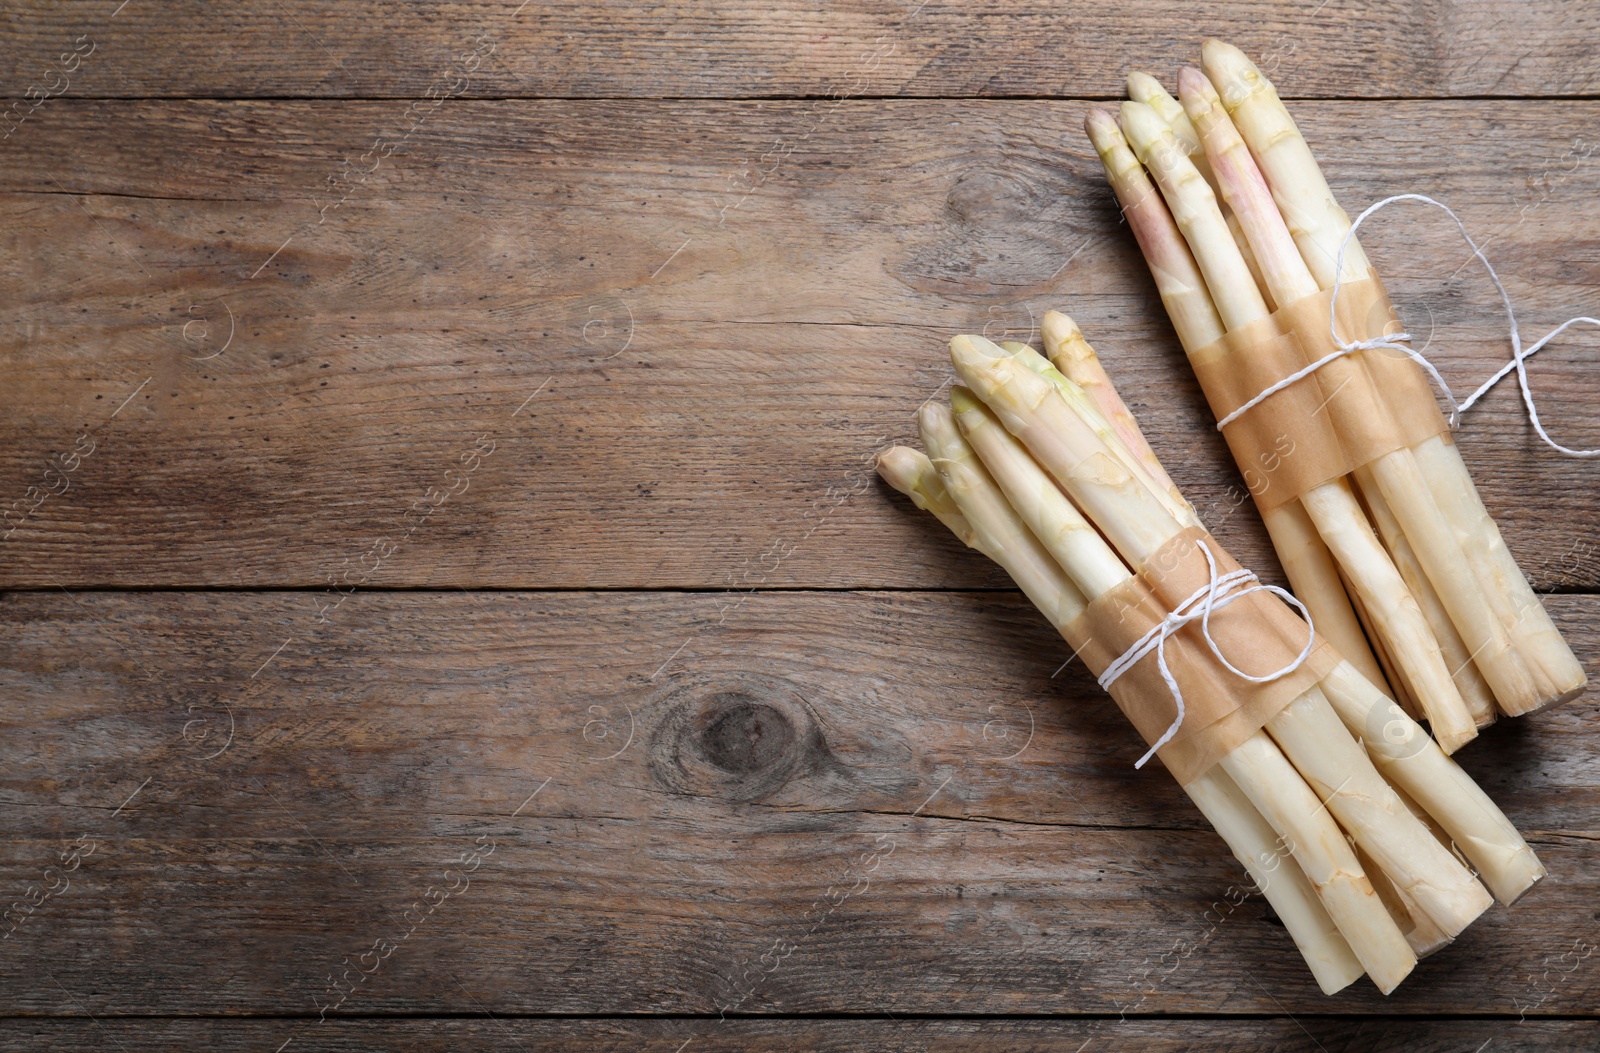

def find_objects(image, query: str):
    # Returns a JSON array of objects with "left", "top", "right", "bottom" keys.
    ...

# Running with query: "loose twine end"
[{"left": 1219, "top": 193, "right": 1599, "bottom": 459}]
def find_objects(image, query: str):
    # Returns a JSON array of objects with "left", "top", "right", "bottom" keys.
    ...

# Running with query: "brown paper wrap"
[
  {"left": 1189, "top": 271, "right": 1449, "bottom": 511},
  {"left": 1064, "top": 526, "right": 1338, "bottom": 785}
]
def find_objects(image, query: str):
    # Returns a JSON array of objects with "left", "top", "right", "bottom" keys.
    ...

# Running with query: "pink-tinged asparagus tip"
[
  {"left": 1084, "top": 106, "right": 1121, "bottom": 143},
  {"left": 1177, "top": 66, "right": 1219, "bottom": 105}
]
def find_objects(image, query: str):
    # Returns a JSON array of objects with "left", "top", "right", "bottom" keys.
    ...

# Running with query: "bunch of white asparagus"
[
  {"left": 1086, "top": 41, "right": 1585, "bottom": 754},
  {"left": 878, "top": 322, "right": 1544, "bottom": 993}
]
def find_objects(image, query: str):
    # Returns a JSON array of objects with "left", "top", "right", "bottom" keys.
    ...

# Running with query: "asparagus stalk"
[
  {"left": 949, "top": 337, "right": 1179, "bottom": 567},
  {"left": 1198, "top": 40, "right": 1369, "bottom": 287},
  {"left": 1084, "top": 109, "right": 1224, "bottom": 353},
  {"left": 1411, "top": 436, "right": 1588, "bottom": 712},
  {"left": 1087, "top": 107, "right": 1391, "bottom": 699},
  {"left": 1355, "top": 842, "right": 1453, "bottom": 958},
  {"left": 1118, "top": 88, "right": 1479, "bottom": 751},
  {"left": 1263, "top": 682, "right": 1491, "bottom": 936},
  {"left": 1177, "top": 66, "right": 1319, "bottom": 308},
  {"left": 1354, "top": 464, "right": 1498, "bottom": 727},
  {"left": 1202, "top": 42, "right": 1583, "bottom": 714},
  {"left": 1259, "top": 498, "right": 1392, "bottom": 695},
  {"left": 1341, "top": 564, "right": 1423, "bottom": 720},
  {"left": 1185, "top": 767, "right": 1364, "bottom": 993},
  {"left": 1036, "top": 313, "right": 1182, "bottom": 501},
  {"left": 1128, "top": 70, "right": 1272, "bottom": 307},
  {"left": 950, "top": 387, "right": 1132, "bottom": 600},
  {"left": 876, "top": 446, "right": 974, "bottom": 545},
  {"left": 882, "top": 423, "right": 1365, "bottom": 994},
  {"left": 996, "top": 340, "right": 1199, "bottom": 532},
  {"left": 1119, "top": 100, "right": 1267, "bottom": 330},
  {"left": 1300, "top": 479, "right": 1479, "bottom": 751},
  {"left": 1367, "top": 449, "right": 1539, "bottom": 718},
  {"left": 1220, "top": 731, "right": 1415, "bottom": 991},
  {"left": 951, "top": 336, "right": 1453, "bottom": 990},
  {"left": 1317, "top": 660, "right": 1546, "bottom": 905},
  {"left": 904, "top": 416, "right": 1086, "bottom": 632}
]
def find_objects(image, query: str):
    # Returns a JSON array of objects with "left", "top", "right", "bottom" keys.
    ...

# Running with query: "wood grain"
[
  {"left": 0, "top": 1017, "right": 1595, "bottom": 1052},
  {"left": 1, "top": 590, "right": 1594, "bottom": 1016},
  {"left": 2, "top": 100, "right": 1598, "bottom": 589},
  {"left": 2, "top": 2, "right": 1599, "bottom": 100}
]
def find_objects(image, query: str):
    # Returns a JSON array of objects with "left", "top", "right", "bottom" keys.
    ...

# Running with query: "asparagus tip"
[
  {"left": 1201, "top": 39, "right": 1270, "bottom": 110},
  {"left": 949, "top": 385, "right": 983, "bottom": 416},
  {"left": 916, "top": 398, "right": 951, "bottom": 439},
  {"left": 949, "top": 333, "right": 1005, "bottom": 363},
  {"left": 1126, "top": 70, "right": 1165, "bottom": 103},
  {"left": 1041, "top": 310, "right": 1082, "bottom": 350},
  {"left": 874, "top": 446, "right": 927, "bottom": 497},
  {"left": 1115, "top": 100, "right": 1172, "bottom": 164},
  {"left": 1084, "top": 106, "right": 1122, "bottom": 145},
  {"left": 1176, "top": 65, "right": 1213, "bottom": 100}
]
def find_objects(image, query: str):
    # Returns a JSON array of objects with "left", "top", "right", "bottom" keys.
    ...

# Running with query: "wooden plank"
[
  {"left": 0, "top": 1017, "right": 1595, "bottom": 1052},
  {"left": 2, "top": 1, "right": 1599, "bottom": 100},
  {"left": 1, "top": 99, "right": 1597, "bottom": 589},
  {"left": 1, "top": 590, "right": 1595, "bottom": 1016}
]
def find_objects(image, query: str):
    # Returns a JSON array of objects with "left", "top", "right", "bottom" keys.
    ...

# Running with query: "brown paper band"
[
  {"left": 1063, "top": 526, "right": 1337, "bottom": 785},
  {"left": 1188, "top": 271, "right": 1448, "bottom": 511}
]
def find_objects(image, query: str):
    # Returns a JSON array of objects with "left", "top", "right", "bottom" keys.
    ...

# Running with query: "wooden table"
[{"left": 2, "top": 3, "right": 1597, "bottom": 1049}]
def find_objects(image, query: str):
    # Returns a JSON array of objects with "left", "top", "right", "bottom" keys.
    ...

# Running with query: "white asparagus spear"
[
  {"left": 1220, "top": 732, "right": 1415, "bottom": 992},
  {"left": 1300, "top": 479, "right": 1479, "bottom": 751},
  {"left": 949, "top": 338, "right": 1178, "bottom": 567},
  {"left": 952, "top": 338, "right": 1436, "bottom": 989},
  {"left": 1037, "top": 313, "right": 1182, "bottom": 500},
  {"left": 1128, "top": 70, "right": 1273, "bottom": 308},
  {"left": 1366, "top": 449, "right": 1538, "bottom": 718},
  {"left": 1119, "top": 100, "right": 1267, "bottom": 330},
  {"left": 1177, "top": 66, "right": 1319, "bottom": 308},
  {"left": 1342, "top": 562, "right": 1422, "bottom": 720},
  {"left": 1354, "top": 464, "right": 1498, "bottom": 727},
  {"left": 1317, "top": 660, "right": 1546, "bottom": 905},
  {"left": 1202, "top": 41, "right": 1581, "bottom": 713},
  {"left": 1199, "top": 40, "right": 1370, "bottom": 287},
  {"left": 876, "top": 446, "right": 974, "bottom": 545},
  {"left": 944, "top": 390, "right": 1405, "bottom": 986},
  {"left": 1086, "top": 109, "right": 1389, "bottom": 697},
  {"left": 1084, "top": 109, "right": 1226, "bottom": 354},
  {"left": 1258, "top": 498, "right": 1392, "bottom": 694},
  {"left": 1263, "top": 682, "right": 1491, "bottom": 936},
  {"left": 1355, "top": 841, "right": 1452, "bottom": 958},
  {"left": 902, "top": 420, "right": 1085, "bottom": 632},
  {"left": 996, "top": 340, "right": 1198, "bottom": 531},
  {"left": 951, "top": 387, "right": 1132, "bottom": 600},
  {"left": 1185, "top": 768, "right": 1364, "bottom": 993},
  {"left": 1411, "top": 437, "right": 1588, "bottom": 712},
  {"left": 883, "top": 426, "right": 1364, "bottom": 993},
  {"left": 1119, "top": 90, "right": 1479, "bottom": 750}
]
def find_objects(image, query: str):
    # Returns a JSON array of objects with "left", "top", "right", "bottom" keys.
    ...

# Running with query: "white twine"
[
  {"left": 1098, "top": 538, "right": 1317, "bottom": 770},
  {"left": 1214, "top": 193, "right": 1599, "bottom": 458}
]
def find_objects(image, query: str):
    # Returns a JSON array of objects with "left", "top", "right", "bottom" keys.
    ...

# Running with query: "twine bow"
[
  {"left": 1215, "top": 194, "right": 1598, "bottom": 458},
  {"left": 1097, "top": 538, "right": 1317, "bottom": 770}
]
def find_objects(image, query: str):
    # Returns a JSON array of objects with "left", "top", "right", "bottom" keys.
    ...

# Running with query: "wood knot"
[
  {"left": 698, "top": 696, "right": 795, "bottom": 775},
  {"left": 647, "top": 677, "right": 824, "bottom": 803}
]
